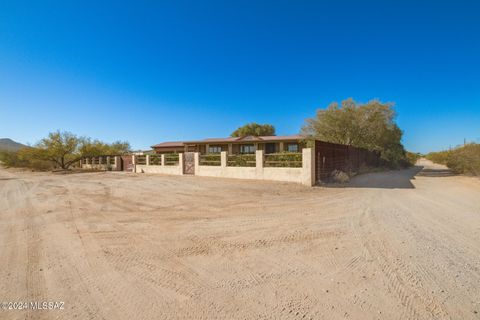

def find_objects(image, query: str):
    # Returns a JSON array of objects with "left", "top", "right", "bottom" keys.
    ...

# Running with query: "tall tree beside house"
[
  {"left": 231, "top": 123, "right": 276, "bottom": 137},
  {"left": 302, "top": 98, "right": 407, "bottom": 167}
]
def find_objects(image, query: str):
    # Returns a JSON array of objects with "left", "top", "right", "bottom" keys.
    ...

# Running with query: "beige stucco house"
[{"left": 152, "top": 135, "right": 306, "bottom": 154}]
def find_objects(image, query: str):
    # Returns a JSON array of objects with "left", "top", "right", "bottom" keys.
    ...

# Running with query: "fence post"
[
  {"left": 194, "top": 152, "right": 199, "bottom": 173},
  {"left": 114, "top": 156, "right": 120, "bottom": 171},
  {"left": 132, "top": 155, "right": 136, "bottom": 173},
  {"left": 256, "top": 150, "right": 264, "bottom": 179},
  {"left": 161, "top": 154, "right": 165, "bottom": 166},
  {"left": 179, "top": 153, "right": 184, "bottom": 175},
  {"left": 146, "top": 155, "right": 150, "bottom": 166},
  {"left": 301, "top": 147, "right": 315, "bottom": 186},
  {"left": 220, "top": 151, "right": 227, "bottom": 168}
]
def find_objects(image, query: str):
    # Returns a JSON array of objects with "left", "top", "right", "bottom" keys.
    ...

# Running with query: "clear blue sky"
[{"left": 1, "top": 1, "right": 479, "bottom": 153}]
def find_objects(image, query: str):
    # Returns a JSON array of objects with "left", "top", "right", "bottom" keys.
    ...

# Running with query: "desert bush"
[
  {"left": 445, "top": 144, "right": 480, "bottom": 175},
  {"left": 0, "top": 149, "right": 53, "bottom": 171},
  {"left": 404, "top": 151, "right": 422, "bottom": 167},
  {"left": 1, "top": 131, "right": 131, "bottom": 170},
  {"left": 427, "top": 144, "right": 480, "bottom": 176},
  {"left": 426, "top": 150, "right": 451, "bottom": 165},
  {"left": 0, "top": 151, "right": 29, "bottom": 167},
  {"left": 302, "top": 98, "right": 409, "bottom": 168},
  {"left": 331, "top": 170, "right": 350, "bottom": 183}
]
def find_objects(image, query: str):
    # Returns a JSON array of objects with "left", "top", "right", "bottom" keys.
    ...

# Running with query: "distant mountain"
[{"left": 0, "top": 138, "right": 27, "bottom": 152}]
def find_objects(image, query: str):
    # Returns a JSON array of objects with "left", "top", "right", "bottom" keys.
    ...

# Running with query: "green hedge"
[
  {"left": 200, "top": 154, "right": 221, "bottom": 166},
  {"left": 227, "top": 154, "right": 256, "bottom": 167},
  {"left": 149, "top": 155, "right": 162, "bottom": 165},
  {"left": 136, "top": 155, "right": 147, "bottom": 165},
  {"left": 264, "top": 152, "right": 302, "bottom": 167},
  {"left": 164, "top": 153, "right": 179, "bottom": 166}
]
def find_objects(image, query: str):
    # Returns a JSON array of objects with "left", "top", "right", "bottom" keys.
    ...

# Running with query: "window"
[
  {"left": 240, "top": 144, "right": 255, "bottom": 154},
  {"left": 208, "top": 146, "right": 222, "bottom": 153},
  {"left": 287, "top": 143, "right": 299, "bottom": 152}
]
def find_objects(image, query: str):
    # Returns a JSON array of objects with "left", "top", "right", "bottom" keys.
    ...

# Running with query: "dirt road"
[{"left": 1, "top": 159, "right": 479, "bottom": 319}]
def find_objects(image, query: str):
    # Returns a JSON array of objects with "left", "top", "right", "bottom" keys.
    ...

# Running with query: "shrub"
[
  {"left": 403, "top": 151, "right": 422, "bottom": 167},
  {"left": 331, "top": 170, "right": 350, "bottom": 183},
  {"left": 264, "top": 152, "right": 302, "bottom": 167},
  {"left": 227, "top": 154, "right": 256, "bottom": 167},
  {"left": 164, "top": 153, "right": 179, "bottom": 166},
  {"left": 0, "top": 149, "right": 52, "bottom": 171},
  {"left": 427, "top": 144, "right": 480, "bottom": 176},
  {"left": 200, "top": 154, "right": 221, "bottom": 166},
  {"left": 446, "top": 144, "right": 480, "bottom": 175}
]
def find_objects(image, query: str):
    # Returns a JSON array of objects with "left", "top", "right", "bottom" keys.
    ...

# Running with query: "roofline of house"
[{"left": 152, "top": 134, "right": 306, "bottom": 148}]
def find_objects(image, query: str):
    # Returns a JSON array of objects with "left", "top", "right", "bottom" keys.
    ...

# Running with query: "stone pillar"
[
  {"left": 220, "top": 151, "right": 227, "bottom": 168},
  {"left": 146, "top": 155, "right": 150, "bottom": 166},
  {"left": 301, "top": 147, "right": 315, "bottom": 186},
  {"left": 179, "top": 153, "right": 184, "bottom": 174},
  {"left": 132, "top": 155, "right": 136, "bottom": 173},
  {"left": 114, "top": 156, "right": 121, "bottom": 171},
  {"left": 194, "top": 152, "right": 200, "bottom": 173},
  {"left": 161, "top": 154, "right": 165, "bottom": 166},
  {"left": 99, "top": 156, "right": 103, "bottom": 164},
  {"left": 106, "top": 156, "right": 111, "bottom": 166},
  {"left": 256, "top": 150, "right": 264, "bottom": 179}
]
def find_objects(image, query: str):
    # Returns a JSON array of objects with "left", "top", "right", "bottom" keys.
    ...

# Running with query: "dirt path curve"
[{"left": 0, "top": 160, "right": 479, "bottom": 319}]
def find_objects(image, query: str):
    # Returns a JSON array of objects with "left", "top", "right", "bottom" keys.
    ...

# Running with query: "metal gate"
[
  {"left": 121, "top": 155, "right": 134, "bottom": 172},
  {"left": 183, "top": 152, "right": 195, "bottom": 175}
]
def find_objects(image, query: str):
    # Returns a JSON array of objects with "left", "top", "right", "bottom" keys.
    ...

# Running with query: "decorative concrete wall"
[
  {"left": 134, "top": 154, "right": 184, "bottom": 175},
  {"left": 81, "top": 149, "right": 316, "bottom": 186},
  {"left": 81, "top": 156, "right": 121, "bottom": 171},
  {"left": 195, "top": 149, "right": 315, "bottom": 186}
]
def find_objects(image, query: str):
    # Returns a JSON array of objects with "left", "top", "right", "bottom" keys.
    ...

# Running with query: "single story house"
[{"left": 152, "top": 135, "right": 306, "bottom": 154}]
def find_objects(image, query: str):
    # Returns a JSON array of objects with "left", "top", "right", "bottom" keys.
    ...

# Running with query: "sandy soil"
[{"left": 1, "top": 159, "right": 479, "bottom": 320}]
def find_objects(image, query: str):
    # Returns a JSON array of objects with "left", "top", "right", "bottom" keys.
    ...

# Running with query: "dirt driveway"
[{"left": 1, "top": 159, "right": 479, "bottom": 319}]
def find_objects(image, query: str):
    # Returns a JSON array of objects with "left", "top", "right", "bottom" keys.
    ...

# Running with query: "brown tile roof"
[
  {"left": 151, "top": 141, "right": 185, "bottom": 148},
  {"left": 184, "top": 134, "right": 304, "bottom": 144},
  {"left": 152, "top": 135, "right": 305, "bottom": 148}
]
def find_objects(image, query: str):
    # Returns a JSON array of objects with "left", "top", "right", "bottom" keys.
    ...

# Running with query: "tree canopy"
[
  {"left": 22, "top": 131, "right": 131, "bottom": 169},
  {"left": 302, "top": 99, "right": 407, "bottom": 166},
  {"left": 231, "top": 123, "right": 275, "bottom": 137}
]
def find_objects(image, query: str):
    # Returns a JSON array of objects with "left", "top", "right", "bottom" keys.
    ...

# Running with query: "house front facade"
[{"left": 152, "top": 135, "right": 306, "bottom": 155}]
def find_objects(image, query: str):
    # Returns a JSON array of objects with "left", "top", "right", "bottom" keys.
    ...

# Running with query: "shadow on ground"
[
  {"left": 323, "top": 165, "right": 456, "bottom": 189},
  {"left": 415, "top": 168, "right": 457, "bottom": 177}
]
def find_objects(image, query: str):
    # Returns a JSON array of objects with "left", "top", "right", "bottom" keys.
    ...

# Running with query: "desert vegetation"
[
  {"left": 231, "top": 122, "right": 276, "bottom": 137},
  {"left": 426, "top": 143, "right": 480, "bottom": 175},
  {"left": 302, "top": 98, "right": 415, "bottom": 168},
  {"left": 0, "top": 131, "right": 130, "bottom": 171}
]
